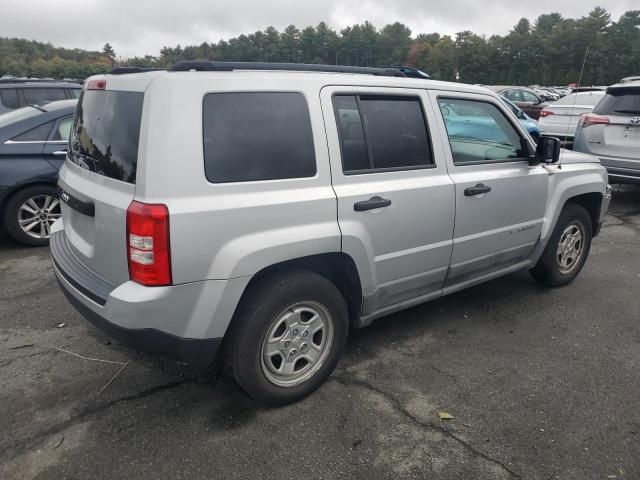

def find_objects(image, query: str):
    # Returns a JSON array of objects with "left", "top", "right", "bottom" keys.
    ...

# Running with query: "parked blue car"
[
  {"left": 500, "top": 96, "right": 541, "bottom": 143},
  {"left": 0, "top": 99, "right": 76, "bottom": 245}
]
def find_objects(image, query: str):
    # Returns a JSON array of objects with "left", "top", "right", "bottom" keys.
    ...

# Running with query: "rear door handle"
[
  {"left": 354, "top": 196, "right": 392, "bottom": 211},
  {"left": 52, "top": 150, "right": 68, "bottom": 156},
  {"left": 464, "top": 184, "right": 491, "bottom": 196}
]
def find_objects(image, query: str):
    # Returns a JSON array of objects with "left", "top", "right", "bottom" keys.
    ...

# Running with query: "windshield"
[{"left": 69, "top": 90, "right": 144, "bottom": 184}]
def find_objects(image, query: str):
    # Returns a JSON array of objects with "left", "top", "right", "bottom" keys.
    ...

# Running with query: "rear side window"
[
  {"left": 51, "top": 116, "right": 73, "bottom": 141},
  {"left": 203, "top": 92, "right": 316, "bottom": 183},
  {"left": 594, "top": 88, "right": 640, "bottom": 116},
  {"left": 0, "top": 89, "right": 20, "bottom": 109},
  {"left": 11, "top": 121, "right": 54, "bottom": 142},
  {"left": 23, "top": 88, "right": 67, "bottom": 105},
  {"left": 334, "top": 94, "right": 433, "bottom": 173},
  {"left": 70, "top": 90, "right": 144, "bottom": 184}
]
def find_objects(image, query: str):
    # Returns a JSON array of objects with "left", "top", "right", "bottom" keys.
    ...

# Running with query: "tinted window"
[
  {"left": 439, "top": 98, "right": 526, "bottom": 165},
  {"left": 70, "top": 90, "right": 144, "bottom": 184},
  {"left": 11, "top": 121, "right": 54, "bottom": 142},
  {"left": 522, "top": 90, "right": 539, "bottom": 103},
  {"left": 203, "top": 92, "right": 316, "bottom": 183},
  {"left": 594, "top": 88, "right": 640, "bottom": 116},
  {"left": 22, "top": 88, "right": 67, "bottom": 105},
  {"left": 68, "top": 89, "right": 82, "bottom": 99},
  {"left": 334, "top": 96, "right": 369, "bottom": 171},
  {"left": 334, "top": 95, "right": 433, "bottom": 173},
  {"left": 51, "top": 116, "right": 73, "bottom": 141},
  {"left": 0, "top": 88, "right": 20, "bottom": 109}
]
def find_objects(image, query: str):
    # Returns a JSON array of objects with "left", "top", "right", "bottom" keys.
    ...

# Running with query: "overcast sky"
[{"left": 1, "top": 0, "right": 636, "bottom": 57}]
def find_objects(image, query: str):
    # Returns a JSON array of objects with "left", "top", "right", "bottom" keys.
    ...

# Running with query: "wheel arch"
[{"left": 1, "top": 179, "right": 58, "bottom": 223}]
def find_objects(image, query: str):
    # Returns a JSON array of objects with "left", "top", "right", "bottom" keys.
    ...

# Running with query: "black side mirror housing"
[{"left": 535, "top": 136, "right": 561, "bottom": 164}]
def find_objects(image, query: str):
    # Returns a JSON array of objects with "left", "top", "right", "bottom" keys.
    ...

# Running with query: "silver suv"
[
  {"left": 574, "top": 80, "right": 640, "bottom": 184},
  {"left": 51, "top": 62, "right": 611, "bottom": 405}
]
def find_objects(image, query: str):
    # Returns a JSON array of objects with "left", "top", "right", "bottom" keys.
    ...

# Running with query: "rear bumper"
[
  {"left": 595, "top": 155, "right": 640, "bottom": 185},
  {"left": 50, "top": 229, "right": 231, "bottom": 367}
]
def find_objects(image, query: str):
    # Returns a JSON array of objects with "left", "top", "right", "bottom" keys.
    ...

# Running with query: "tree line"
[{"left": 1, "top": 7, "right": 638, "bottom": 85}]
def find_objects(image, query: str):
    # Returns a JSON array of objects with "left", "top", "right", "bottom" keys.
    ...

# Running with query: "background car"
[
  {"left": 0, "top": 79, "right": 81, "bottom": 114},
  {"left": 574, "top": 79, "right": 640, "bottom": 185},
  {"left": 485, "top": 86, "right": 549, "bottom": 119},
  {"left": 0, "top": 99, "right": 76, "bottom": 245},
  {"left": 538, "top": 90, "right": 606, "bottom": 148},
  {"left": 500, "top": 96, "right": 541, "bottom": 143},
  {"left": 387, "top": 66, "right": 431, "bottom": 79}
]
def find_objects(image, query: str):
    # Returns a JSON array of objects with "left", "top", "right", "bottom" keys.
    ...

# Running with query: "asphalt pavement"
[{"left": 1, "top": 185, "right": 639, "bottom": 480}]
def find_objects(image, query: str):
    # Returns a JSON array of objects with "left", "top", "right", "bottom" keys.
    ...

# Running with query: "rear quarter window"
[{"left": 202, "top": 92, "right": 316, "bottom": 183}]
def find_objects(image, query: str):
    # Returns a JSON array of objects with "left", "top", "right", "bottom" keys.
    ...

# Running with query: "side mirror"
[{"left": 535, "top": 136, "right": 561, "bottom": 164}]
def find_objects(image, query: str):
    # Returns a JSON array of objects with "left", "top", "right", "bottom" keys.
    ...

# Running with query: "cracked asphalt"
[{"left": 1, "top": 185, "right": 639, "bottom": 480}]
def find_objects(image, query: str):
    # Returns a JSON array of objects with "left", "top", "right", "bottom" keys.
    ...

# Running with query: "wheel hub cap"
[
  {"left": 556, "top": 223, "right": 584, "bottom": 275},
  {"left": 261, "top": 302, "right": 334, "bottom": 388}
]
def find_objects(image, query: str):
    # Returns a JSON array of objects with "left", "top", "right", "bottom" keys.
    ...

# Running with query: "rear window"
[
  {"left": 594, "top": 88, "right": 640, "bottom": 116},
  {"left": 23, "top": 88, "right": 67, "bottom": 105},
  {"left": 203, "top": 92, "right": 316, "bottom": 183},
  {"left": 69, "top": 90, "right": 144, "bottom": 184}
]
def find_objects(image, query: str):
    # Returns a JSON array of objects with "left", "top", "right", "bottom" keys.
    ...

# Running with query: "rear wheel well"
[
  {"left": 237, "top": 253, "right": 363, "bottom": 329},
  {"left": 565, "top": 192, "right": 602, "bottom": 235}
]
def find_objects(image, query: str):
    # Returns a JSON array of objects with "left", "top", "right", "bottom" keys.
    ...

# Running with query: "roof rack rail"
[
  {"left": 168, "top": 61, "right": 407, "bottom": 77},
  {"left": 110, "top": 67, "right": 165, "bottom": 75}
]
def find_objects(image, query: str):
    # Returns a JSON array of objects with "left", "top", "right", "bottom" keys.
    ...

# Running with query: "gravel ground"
[{"left": 1, "top": 185, "right": 639, "bottom": 480}]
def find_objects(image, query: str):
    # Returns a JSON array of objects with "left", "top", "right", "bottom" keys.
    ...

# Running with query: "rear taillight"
[
  {"left": 579, "top": 113, "right": 609, "bottom": 128},
  {"left": 86, "top": 79, "right": 106, "bottom": 90},
  {"left": 126, "top": 201, "right": 172, "bottom": 286},
  {"left": 539, "top": 109, "right": 554, "bottom": 118}
]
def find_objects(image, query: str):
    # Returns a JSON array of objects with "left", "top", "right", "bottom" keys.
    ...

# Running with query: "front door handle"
[
  {"left": 52, "top": 150, "right": 68, "bottom": 156},
  {"left": 354, "top": 196, "right": 392, "bottom": 211},
  {"left": 464, "top": 184, "right": 491, "bottom": 196}
]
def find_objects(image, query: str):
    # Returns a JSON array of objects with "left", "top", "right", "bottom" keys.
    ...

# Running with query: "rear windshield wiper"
[{"left": 614, "top": 109, "right": 640, "bottom": 115}]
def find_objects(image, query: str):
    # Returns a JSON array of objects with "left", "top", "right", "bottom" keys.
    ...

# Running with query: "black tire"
[
  {"left": 530, "top": 203, "right": 592, "bottom": 287},
  {"left": 4, "top": 184, "right": 59, "bottom": 246},
  {"left": 227, "top": 270, "right": 349, "bottom": 406}
]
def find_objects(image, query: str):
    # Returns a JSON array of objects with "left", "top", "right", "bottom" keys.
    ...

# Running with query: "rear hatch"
[
  {"left": 586, "top": 85, "right": 640, "bottom": 161},
  {"left": 58, "top": 78, "right": 145, "bottom": 285}
]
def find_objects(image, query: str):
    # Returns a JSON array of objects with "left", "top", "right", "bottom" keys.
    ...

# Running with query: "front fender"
[{"left": 529, "top": 163, "right": 607, "bottom": 261}]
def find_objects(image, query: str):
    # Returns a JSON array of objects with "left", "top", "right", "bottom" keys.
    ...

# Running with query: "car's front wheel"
[
  {"left": 530, "top": 203, "right": 592, "bottom": 286},
  {"left": 227, "top": 270, "right": 349, "bottom": 406},
  {"left": 4, "top": 185, "right": 61, "bottom": 246}
]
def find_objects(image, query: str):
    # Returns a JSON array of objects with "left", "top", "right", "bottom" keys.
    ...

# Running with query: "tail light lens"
[
  {"left": 126, "top": 201, "right": 172, "bottom": 286},
  {"left": 86, "top": 79, "right": 106, "bottom": 90},
  {"left": 539, "top": 109, "right": 554, "bottom": 118},
  {"left": 579, "top": 113, "right": 609, "bottom": 128}
]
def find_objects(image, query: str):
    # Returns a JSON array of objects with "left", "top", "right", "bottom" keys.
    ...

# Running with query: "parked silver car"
[
  {"left": 51, "top": 62, "right": 611, "bottom": 405},
  {"left": 574, "top": 80, "right": 640, "bottom": 184},
  {"left": 539, "top": 90, "right": 605, "bottom": 147}
]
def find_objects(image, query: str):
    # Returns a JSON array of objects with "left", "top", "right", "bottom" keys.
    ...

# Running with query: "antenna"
[{"left": 559, "top": 46, "right": 590, "bottom": 169}]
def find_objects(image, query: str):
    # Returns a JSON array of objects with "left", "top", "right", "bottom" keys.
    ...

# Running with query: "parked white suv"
[{"left": 51, "top": 62, "right": 611, "bottom": 405}]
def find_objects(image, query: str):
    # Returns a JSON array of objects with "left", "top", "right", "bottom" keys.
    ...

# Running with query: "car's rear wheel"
[
  {"left": 530, "top": 203, "right": 592, "bottom": 286},
  {"left": 227, "top": 270, "right": 349, "bottom": 406},
  {"left": 4, "top": 185, "right": 61, "bottom": 246}
]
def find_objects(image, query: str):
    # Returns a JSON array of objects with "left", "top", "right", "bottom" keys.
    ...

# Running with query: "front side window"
[
  {"left": 503, "top": 89, "right": 523, "bottom": 102},
  {"left": 334, "top": 94, "right": 433, "bottom": 173},
  {"left": 203, "top": 92, "right": 316, "bottom": 183},
  {"left": 22, "top": 88, "right": 67, "bottom": 105},
  {"left": 50, "top": 116, "right": 73, "bottom": 141},
  {"left": 11, "top": 121, "right": 54, "bottom": 142},
  {"left": 522, "top": 90, "right": 540, "bottom": 103},
  {"left": 438, "top": 98, "right": 527, "bottom": 165}
]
